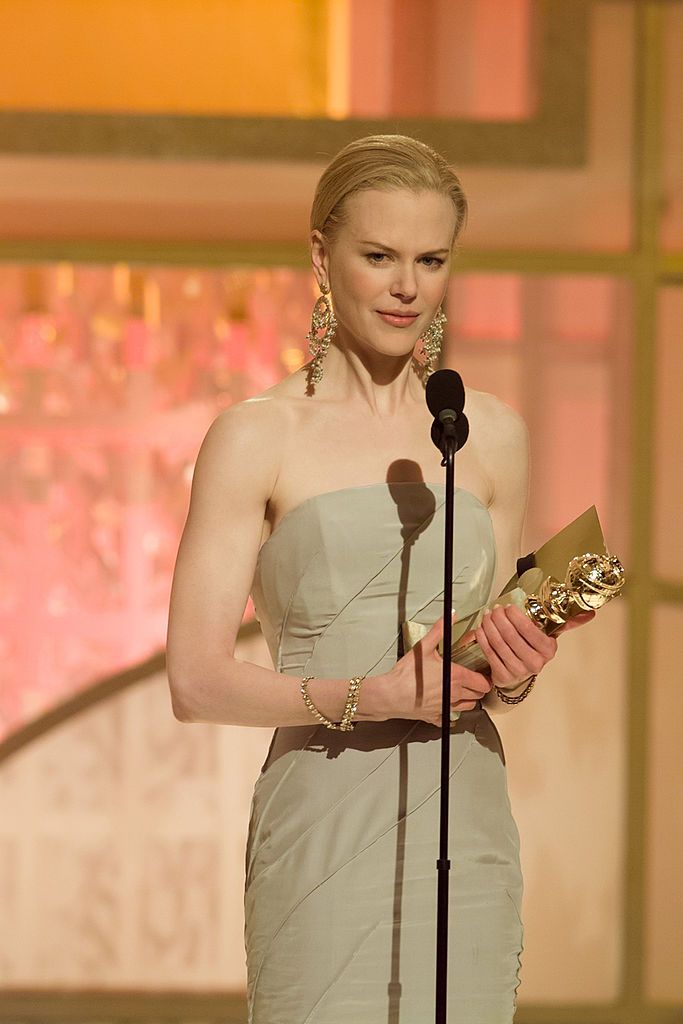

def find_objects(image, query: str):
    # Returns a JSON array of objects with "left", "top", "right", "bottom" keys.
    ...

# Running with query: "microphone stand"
[
  {"left": 435, "top": 429, "right": 456, "bottom": 1024},
  {"left": 425, "top": 369, "right": 469, "bottom": 1023}
]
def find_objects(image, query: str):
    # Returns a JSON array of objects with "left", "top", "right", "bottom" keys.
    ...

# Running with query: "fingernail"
[
  {"left": 483, "top": 607, "right": 491, "bottom": 617},
  {"left": 493, "top": 603, "right": 501, "bottom": 610}
]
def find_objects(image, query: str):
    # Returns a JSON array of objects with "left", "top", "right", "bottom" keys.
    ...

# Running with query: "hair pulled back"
[{"left": 310, "top": 134, "right": 467, "bottom": 249}]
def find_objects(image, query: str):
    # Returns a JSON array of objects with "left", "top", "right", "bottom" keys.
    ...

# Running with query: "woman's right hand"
[{"left": 378, "top": 614, "right": 492, "bottom": 727}]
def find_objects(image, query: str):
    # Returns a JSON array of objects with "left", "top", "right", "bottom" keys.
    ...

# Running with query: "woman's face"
[{"left": 312, "top": 188, "right": 456, "bottom": 362}]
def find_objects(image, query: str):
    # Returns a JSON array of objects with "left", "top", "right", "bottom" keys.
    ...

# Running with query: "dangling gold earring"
[
  {"left": 413, "top": 307, "right": 447, "bottom": 384},
  {"left": 306, "top": 280, "right": 337, "bottom": 387}
]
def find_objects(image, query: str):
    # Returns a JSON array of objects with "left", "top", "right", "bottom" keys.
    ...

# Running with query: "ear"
[{"left": 310, "top": 230, "right": 330, "bottom": 288}]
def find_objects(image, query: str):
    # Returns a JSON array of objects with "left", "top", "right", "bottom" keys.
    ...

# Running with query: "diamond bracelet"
[{"left": 301, "top": 675, "right": 365, "bottom": 731}]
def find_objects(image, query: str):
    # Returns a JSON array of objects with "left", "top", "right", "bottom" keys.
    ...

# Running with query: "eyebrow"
[{"left": 357, "top": 240, "right": 450, "bottom": 256}]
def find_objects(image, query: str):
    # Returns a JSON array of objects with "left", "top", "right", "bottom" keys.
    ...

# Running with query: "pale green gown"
[{"left": 246, "top": 483, "right": 523, "bottom": 1023}]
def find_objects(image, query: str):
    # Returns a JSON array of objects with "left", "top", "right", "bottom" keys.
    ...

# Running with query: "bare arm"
[
  {"left": 166, "top": 400, "right": 387, "bottom": 727},
  {"left": 474, "top": 397, "right": 556, "bottom": 716},
  {"left": 483, "top": 395, "right": 531, "bottom": 610},
  {"left": 474, "top": 396, "right": 593, "bottom": 715}
]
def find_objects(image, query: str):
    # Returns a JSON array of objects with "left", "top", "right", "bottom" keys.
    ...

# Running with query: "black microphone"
[{"left": 425, "top": 369, "right": 469, "bottom": 457}]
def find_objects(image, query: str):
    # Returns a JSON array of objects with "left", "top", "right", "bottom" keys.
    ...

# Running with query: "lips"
[
  {"left": 377, "top": 310, "right": 418, "bottom": 317},
  {"left": 377, "top": 310, "right": 420, "bottom": 327}
]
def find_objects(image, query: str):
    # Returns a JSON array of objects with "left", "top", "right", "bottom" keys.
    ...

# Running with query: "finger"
[
  {"left": 424, "top": 617, "right": 444, "bottom": 647},
  {"left": 490, "top": 606, "right": 552, "bottom": 672},
  {"left": 451, "top": 699, "right": 478, "bottom": 712},
  {"left": 555, "top": 610, "right": 596, "bottom": 635},
  {"left": 423, "top": 611, "right": 458, "bottom": 652},
  {"left": 436, "top": 699, "right": 478, "bottom": 726},
  {"left": 455, "top": 685, "right": 490, "bottom": 702},
  {"left": 502, "top": 605, "right": 557, "bottom": 659},
  {"left": 474, "top": 622, "right": 516, "bottom": 686},
  {"left": 451, "top": 680, "right": 491, "bottom": 703},
  {"left": 453, "top": 664, "right": 492, "bottom": 694},
  {"left": 478, "top": 610, "right": 531, "bottom": 679},
  {"left": 489, "top": 606, "right": 552, "bottom": 671}
]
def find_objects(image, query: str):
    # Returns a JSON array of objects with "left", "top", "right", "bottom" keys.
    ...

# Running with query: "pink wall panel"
[
  {"left": 653, "top": 289, "right": 683, "bottom": 582},
  {"left": 0, "top": 263, "right": 315, "bottom": 743},
  {"left": 346, "top": 0, "right": 534, "bottom": 120}
]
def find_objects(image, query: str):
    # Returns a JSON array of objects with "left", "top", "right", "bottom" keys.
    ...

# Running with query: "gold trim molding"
[{"left": 0, "top": 2, "right": 589, "bottom": 167}]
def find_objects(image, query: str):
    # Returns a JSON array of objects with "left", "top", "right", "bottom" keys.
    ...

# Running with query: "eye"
[
  {"left": 365, "top": 252, "right": 389, "bottom": 264},
  {"left": 420, "top": 256, "right": 445, "bottom": 268}
]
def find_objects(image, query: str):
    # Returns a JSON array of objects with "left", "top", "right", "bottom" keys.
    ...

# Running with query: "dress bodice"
[{"left": 251, "top": 482, "right": 496, "bottom": 680}]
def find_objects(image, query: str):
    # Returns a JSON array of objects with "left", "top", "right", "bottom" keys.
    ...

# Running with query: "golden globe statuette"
[
  {"left": 402, "top": 506, "right": 627, "bottom": 675},
  {"left": 447, "top": 552, "right": 625, "bottom": 673}
]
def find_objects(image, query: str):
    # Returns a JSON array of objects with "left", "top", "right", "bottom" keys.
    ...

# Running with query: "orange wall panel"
[{"left": 0, "top": 0, "right": 328, "bottom": 116}]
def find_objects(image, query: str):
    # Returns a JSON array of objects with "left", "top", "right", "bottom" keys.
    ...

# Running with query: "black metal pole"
[{"left": 435, "top": 434, "right": 456, "bottom": 1024}]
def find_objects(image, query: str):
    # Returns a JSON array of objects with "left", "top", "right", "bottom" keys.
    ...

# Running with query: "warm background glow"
[
  {"left": 0, "top": 2, "right": 680, "bottom": 1022},
  {"left": 0, "top": 0, "right": 329, "bottom": 117},
  {"left": 0, "top": 0, "right": 532, "bottom": 120}
]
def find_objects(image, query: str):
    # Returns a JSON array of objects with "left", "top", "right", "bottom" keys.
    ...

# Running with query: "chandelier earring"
[
  {"left": 413, "top": 306, "right": 447, "bottom": 384},
  {"left": 306, "top": 280, "right": 337, "bottom": 387}
]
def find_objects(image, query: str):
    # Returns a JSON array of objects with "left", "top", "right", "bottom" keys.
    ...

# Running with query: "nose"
[{"left": 390, "top": 262, "right": 418, "bottom": 303}]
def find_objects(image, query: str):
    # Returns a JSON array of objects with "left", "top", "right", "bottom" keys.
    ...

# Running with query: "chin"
[
  {"left": 340, "top": 319, "right": 417, "bottom": 360},
  {"left": 367, "top": 339, "right": 415, "bottom": 360},
  {"left": 367, "top": 327, "right": 418, "bottom": 354}
]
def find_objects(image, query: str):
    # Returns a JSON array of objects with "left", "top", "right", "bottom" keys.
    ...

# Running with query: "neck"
[{"left": 314, "top": 330, "right": 426, "bottom": 416}]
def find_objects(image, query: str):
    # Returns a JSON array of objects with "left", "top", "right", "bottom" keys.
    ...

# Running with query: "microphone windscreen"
[{"left": 425, "top": 369, "right": 465, "bottom": 417}]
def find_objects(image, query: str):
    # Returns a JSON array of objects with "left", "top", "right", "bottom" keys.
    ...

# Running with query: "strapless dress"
[{"left": 246, "top": 482, "right": 523, "bottom": 1023}]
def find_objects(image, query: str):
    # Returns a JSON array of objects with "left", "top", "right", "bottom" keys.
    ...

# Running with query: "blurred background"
[{"left": 0, "top": 1, "right": 681, "bottom": 1022}]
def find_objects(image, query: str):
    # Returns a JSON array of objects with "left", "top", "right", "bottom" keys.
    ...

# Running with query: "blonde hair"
[{"left": 310, "top": 134, "right": 467, "bottom": 249}]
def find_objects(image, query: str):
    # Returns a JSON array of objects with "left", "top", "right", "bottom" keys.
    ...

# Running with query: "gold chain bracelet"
[
  {"left": 494, "top": 674, "right": 536, "bottom": 705},
  {"left": 301, "top": 675, "right": 365, "bottom": 732}
]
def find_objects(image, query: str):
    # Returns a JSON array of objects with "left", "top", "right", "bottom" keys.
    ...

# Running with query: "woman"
[{"left": 166, "top": 135, "right": 593, "bottom": 1023}]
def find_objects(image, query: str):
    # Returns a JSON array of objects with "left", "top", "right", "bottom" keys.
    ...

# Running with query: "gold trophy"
[{"left": 402, "top": 506, "right": 626, "bottom": 673}]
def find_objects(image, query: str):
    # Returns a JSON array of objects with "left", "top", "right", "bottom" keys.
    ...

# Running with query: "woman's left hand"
[{"left": 474, "top": 604, "right": 596, "bottom": 690}]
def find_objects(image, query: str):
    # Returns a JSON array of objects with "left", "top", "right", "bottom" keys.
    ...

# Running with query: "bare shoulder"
[
  {"left": 464, "top": 387, "right": 529, "bottom": 507},
  {"left": 465, "top": 387, "right": 529, "bottom": 455},
  {"left": 192, "top": 385, "right": 297, "bottom": 503}
]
